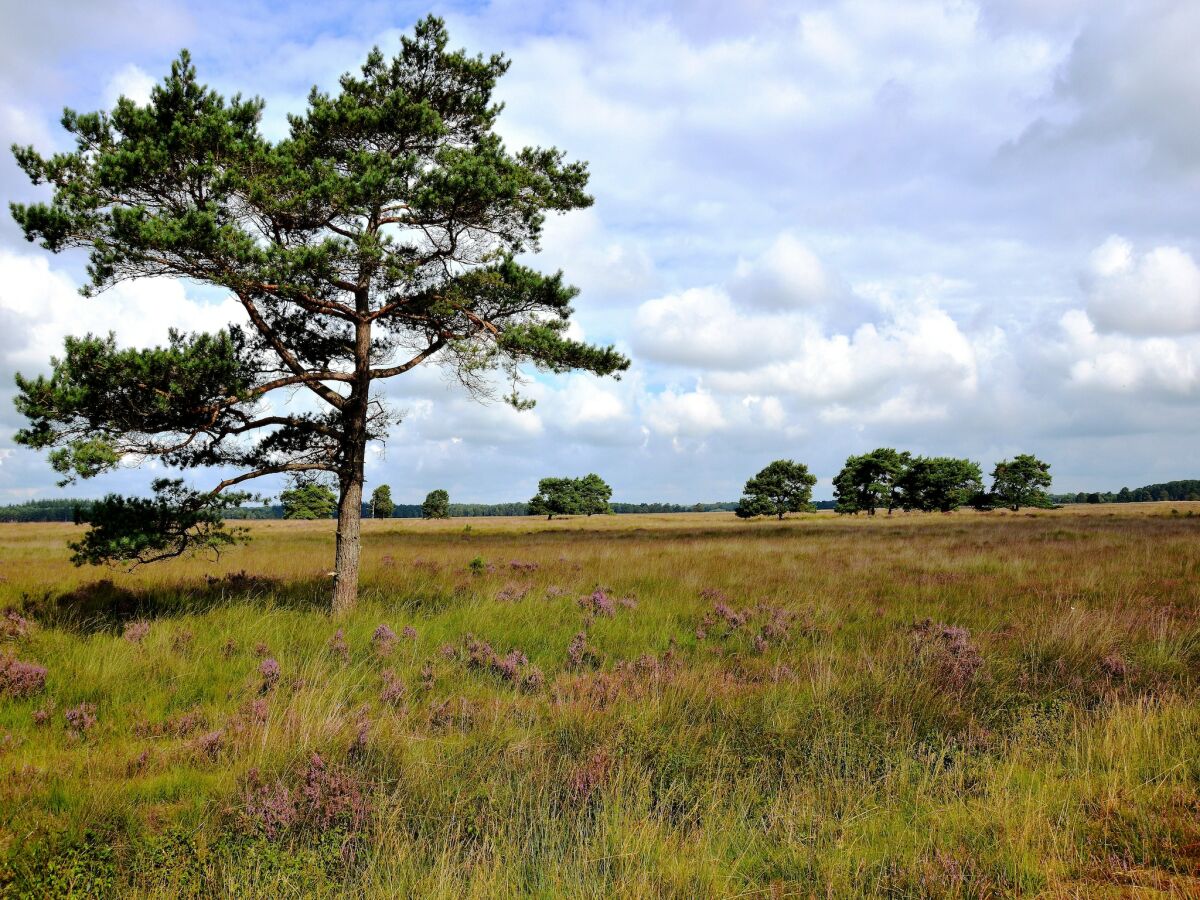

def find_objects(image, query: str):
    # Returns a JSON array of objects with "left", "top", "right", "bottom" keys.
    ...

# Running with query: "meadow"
[{"left": 1, "top": 504, "right": 1198, "bottom": 897}]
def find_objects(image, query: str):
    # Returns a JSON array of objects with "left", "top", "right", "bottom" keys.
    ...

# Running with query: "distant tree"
[
  {"left": 990, "top": 454, "right": 1052, "bottom": 511},
  {"left": 528, "top": 477, "right": 581, "bottom": 519},
  {"left": 1087, "top": 492, "right": 1102, "bottom": 504},
  {"left": 577, "top": 473, "right": 613, "bottom": 516},
  {"left": 10, "top": 17, "right": 628, "bottom": 612},
  {"left": 898, "top": 457, "right": 983, "bottom": 513},
  {"left": 735, "top": 460, "right": 817, "bottom": 520},
  {"left": 422, "top": 489, "right": 450, "bottom": 519},
  {"left": 833, "top": 448, "right": 911, "bottom": 516},
  {"left": 280, "top": 478, "right": 337, "bottom": 520},
  {"left": 370, "top": 484, "right": 394, "bottom": 518}
]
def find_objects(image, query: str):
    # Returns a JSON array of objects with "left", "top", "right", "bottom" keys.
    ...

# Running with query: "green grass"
[{"left": 1, "top": 506, "right": 1199, "bottom": 897}]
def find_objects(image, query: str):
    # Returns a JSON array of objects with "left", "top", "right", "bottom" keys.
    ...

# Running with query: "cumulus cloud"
[
  {"left": 1082, "top": 236, "right": 1200, "bottom": 335},
  {"left": 1059, "top": 308, "right": 1200, "bottom": 396}
]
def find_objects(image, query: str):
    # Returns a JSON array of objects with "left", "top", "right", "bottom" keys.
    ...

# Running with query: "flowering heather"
[
  {"left": 65, "top": 702, "right": 97, "bottom": 734},
  {"left": 32, "top": 707, "right": 51, "bottom": 727},
  {"left": 401, "top": 626, "right": 417, "bottom": 641},
  {"left": 420, "top": 662, "right": 435, "bottom": 691},
  {"left": 195, "top": 729, "right": 224, "bottom": 759},
  {"left": 578, "top": 588, "right": 616, "bottom": 617},
  {"left": 438, "top": 643, "right": 457, "bottom": 660},
  {"left": 243, "top": 773, "right": 298, "bottom": 839},
  {"left": 428, "top": 696, "right": 476, "bottom": 731},
  {"left": 546, "top": 585, "right": 568, "bottom": 599},
  {"left": 126, "top": 749, "right": 150, "bottom": 776},
  {"left": 328, "top": 628, "right": 350, "bottom": 663},
  {"left": 243, "top": 753, "right": 371, "bottom": 843},
  {"left": 1100, "top": 652, "right": 1129, "bottom": 679},
  {"left": 462, "top": 636, "right": 535, "bottom": 685},
  {"left": 618, "top": 595, "right": 638, "bottom": 610},
  {"left": 566, "top": 632, "right": 601, "bottom": 670},
  {"left": 349, "top": 706, "right": 371, "bottom": 757},
  {"left": 171, "top": 629, "right": 194, "bottom": 653},
  {"left": 372, "top": 624, "right": 398, "bottom": 655},
  {"left": 496, "top": 583, "right": 530, "bottom": 602},
  {"left": 0, "top": 655, "right": 47, "bottom": 698},
  {"left": 509, "top": 560, "right": 539, "bottom": 573},
  {"left": 911, "top": 620, "right": 985, "bottom": 691},
  {"left": 259, "top": 657, "right": 281, "bottom": 693},
  {"left": 2, "top": 609, "right": 32, "bottom": 640},
  {"left": 699, "top": 587, "right": 731, "bottom": 604},
  {"left": 712, "top": 603, "right": 747, "bottom": 629},
  {"left": 754, "top": 634, "right": 769, "bottom": 654},
  {"left": 221, "top": 637, "right": 239, "bottom": 658},
  {"left": 567, "top": 749, "right": 612, "bottom": 801},
  {"left": 253, "top": 642, "right": 271, "bottom": 658},
  {"left": 123, "top": 620, "right": 151, "bottom": 644},
  {"left": 380, "top": 669, "right": 407, "bottom": 707},
  {"left": 246, "top": 698, "right": 270, "bottom": 723},
  {"left": 520, "top": 666, "right": 546, "bottom": 693}
]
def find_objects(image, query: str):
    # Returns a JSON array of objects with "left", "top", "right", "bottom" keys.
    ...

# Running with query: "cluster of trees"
[
  {"left": 527, "top": 474, "right": 613, "bottom": 519},
  {"left": 832, "top": 450, "right": 1052, "bottom": 514},
  {"left": 730, "top": 452, "right": 1053, "bottom": 520}
]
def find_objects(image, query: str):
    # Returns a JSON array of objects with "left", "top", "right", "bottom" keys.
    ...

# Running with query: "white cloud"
[
  {"left": 1082, "top": 236, "right": 1200, "bottom": 335},
  {"left": 104, "top": 63, "right": 156, "bottom": 107},
  {"left": 730, "top": 233, "right": 835, "bottom": 310},
  {"left": 642, "top": 387, "right": 726, "bottom": 437},
  {"left": 1060, "top": 308, "right": 1200, "bottom": 396}
]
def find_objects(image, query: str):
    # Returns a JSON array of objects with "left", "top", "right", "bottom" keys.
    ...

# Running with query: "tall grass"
[{"left": 1, "top": 505, "right": 1198, "bottom": 896}]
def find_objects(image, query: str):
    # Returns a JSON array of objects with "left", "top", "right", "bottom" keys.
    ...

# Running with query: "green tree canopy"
[
  {"left": 833, "top": 448, "right": 911, "bottom": 516},
  {"left": 897, "top": 457, "right": 983, "bottom": 513},
  {"left": 577, "top": 473, "right": 613, "bottom": 516},
  {"left": 527, "top": 477, "right": 582, "bottom": 519},
  {"left": 10, "top": 16, "right": 628, "bottom": 611},
  {"left": 735, "top": 460, "right": 817, "bottom": 520},
  {"left": 280, "top": 478, "right": 337, "bottom": 520},
  {"left": 991, "top": 454, "right": 1052, "bottom": 511},
  {"left": 370, "top": 484, "right": 394, "bottom": 518},
  {"left": 421, "top": 489, "right": 450, "bottom": 519}
]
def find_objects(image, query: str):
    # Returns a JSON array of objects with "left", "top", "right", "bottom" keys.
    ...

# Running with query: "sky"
[{"left": 1, "top": 0, "right": 1198, "bottom": 504}]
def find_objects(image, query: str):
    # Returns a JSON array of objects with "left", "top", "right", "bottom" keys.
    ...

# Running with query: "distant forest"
[
  {"left": 3, "top": 482, "right": 1196, "bottom": 523},
  {"left": 0, "top": 497, "right": 748, "bottom": 522}
]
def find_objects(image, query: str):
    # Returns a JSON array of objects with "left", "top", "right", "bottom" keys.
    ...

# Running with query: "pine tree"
[{"left": 10, "top": 17, "right": 628, "bottom": 611}]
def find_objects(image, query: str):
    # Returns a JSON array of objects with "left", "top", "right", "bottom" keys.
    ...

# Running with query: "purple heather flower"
[
  {"left": 372, "top": 624, "right": 398, "bottom": 655},
  {"left": 123, "top": 620, "right": 151, "bottom": 644},
  {"left": 65, "top": 702, "right": 97, "bottom": 734},
  {"left": 328, "top": 629, "right": 349, "bottom": 662},
  {"left": 0, "top": 656, "right": 47, "bottom": 698},
  {"left": 401, "top": 626, "right": 417, "bottom": 641},
  {"left": 259, "top": 657, "right": 281, "bottom": 692}
]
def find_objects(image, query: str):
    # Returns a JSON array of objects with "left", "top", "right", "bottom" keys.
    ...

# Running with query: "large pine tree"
[{"left": 10, "top": 17, "right": 628, "bottom": 611}]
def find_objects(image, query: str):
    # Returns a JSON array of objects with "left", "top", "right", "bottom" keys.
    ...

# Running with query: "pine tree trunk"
[{"left": 332, "top": 469, "right": 363, "bottom": 615}]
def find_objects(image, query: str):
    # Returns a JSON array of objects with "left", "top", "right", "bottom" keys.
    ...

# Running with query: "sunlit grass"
[{"left": 1, "top": 504, "right": 1199, "bottom": 896}]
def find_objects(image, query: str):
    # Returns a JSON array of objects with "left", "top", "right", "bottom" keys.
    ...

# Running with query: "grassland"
[{"left": 1, "top": 504, "right": 1198, "bottom": 897}]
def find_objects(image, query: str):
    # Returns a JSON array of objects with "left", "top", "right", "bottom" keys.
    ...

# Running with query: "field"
[{"left": 1, "top": 504, "right": 1199, "bottom": 897}]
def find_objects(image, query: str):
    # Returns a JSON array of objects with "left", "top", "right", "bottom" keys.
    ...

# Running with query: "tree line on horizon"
[{"left": 6, "top": 476, "right": 1199, "bottom": 523}]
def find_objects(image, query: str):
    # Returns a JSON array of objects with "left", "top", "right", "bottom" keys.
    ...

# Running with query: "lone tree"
[
  {"left": 370, "top": 484, "right": 393, "bottom": 518},
  {"left": 576, "top": 473, "right": 613, "bottom": 516},
  {"left": 421, "top": 489, "right": 449, "bottom": 519},
  {"left": 735, "top": 460, "right": 817, "bottom": 520},
  {"left": 10, "top": 17, "right": 628, "bottom": 612},
  {"left": 833, "top": 448, "right": 910, "bottom": 516},
  {"left": 528, "top": 477, "right": 581, "bottom": 519},
  {"left": 281, "top": 477, "right": 337, "bottom": 520},
  {"left": 897, "top": 457, "right": 983, "bottom": 513},
  {"left": 991, "top": 454, "right": 1052, "bottom": 511}
]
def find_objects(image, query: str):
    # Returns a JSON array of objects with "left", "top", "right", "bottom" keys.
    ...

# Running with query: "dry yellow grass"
[{"left": 1, "top": 503, "right": 1198, "bottom": 896}]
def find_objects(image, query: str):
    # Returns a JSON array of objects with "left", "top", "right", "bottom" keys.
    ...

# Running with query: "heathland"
[{"left": 1, "top": 505, "right": 1198, "bottom": 897}]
